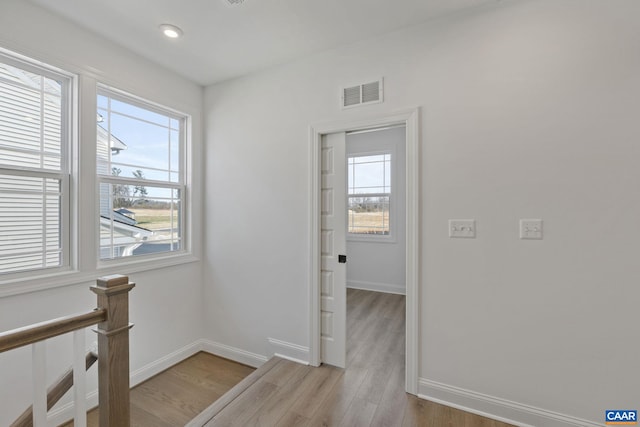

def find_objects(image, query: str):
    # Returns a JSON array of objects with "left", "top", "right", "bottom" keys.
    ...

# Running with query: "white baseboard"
[
  {"left": 44, "top": 341, "right": 602, "bottom": 427},
  {"left": 267, "top": 338, "right": 310, "bottom": 365},
  {"left": 131, "top": 341, "right": 204, "bottom": 387},
  {"left": 418, "top": 378, "right": 602, "bottom": 427},
  {"left": 347, "top": 280, "right": 405, "bottom": 295},
  {"left": 200, "top": 339, "right": 268, "bottom": 368}
]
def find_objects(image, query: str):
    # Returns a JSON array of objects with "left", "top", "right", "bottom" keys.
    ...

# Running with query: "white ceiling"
[{"left": 29, "top": 0, "right": 496, "bottom": 86}]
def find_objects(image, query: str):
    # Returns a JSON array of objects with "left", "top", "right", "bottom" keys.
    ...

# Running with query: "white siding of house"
[
  {"left": 96, "top": 126, "right": 112, "bottom": 218},
  {"left": 0, "top": 59, "right": 66, "bottom": 273}
]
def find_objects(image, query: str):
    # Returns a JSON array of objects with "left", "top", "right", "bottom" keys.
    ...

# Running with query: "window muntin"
[
  {"left": 0, "top": 54, "right": 71, "bottom": 275},
  {"left": 347, "top": 153, "right": 391, "bottom": 236},
  {"left": 97, "top": 87, "right": 185, "bottom": 260}
]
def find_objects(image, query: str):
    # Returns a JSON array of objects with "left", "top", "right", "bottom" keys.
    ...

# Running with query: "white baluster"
[
  {"left": 32, "top": 341, "right": 47, "bottom": 427},
  {"left": 73, "top": 330, "right": 87, "bottom": 427}
]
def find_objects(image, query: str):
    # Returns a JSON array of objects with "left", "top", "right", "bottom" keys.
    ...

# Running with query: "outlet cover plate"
[
  {"left": 449, "top": 219, "right": 476, "bottom": 238},
  {"left": 520, "top": 219, "right": 543, "bottom": 239}
]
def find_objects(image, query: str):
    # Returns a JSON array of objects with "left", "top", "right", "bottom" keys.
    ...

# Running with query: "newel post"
[{"left": 91, "top": 274, "right": 135, "bottom": 427}]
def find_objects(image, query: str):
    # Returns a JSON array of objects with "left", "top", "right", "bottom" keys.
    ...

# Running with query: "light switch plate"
[
  {"left": 520, "top": 219, "right": 543, "bottom": 239},
  {"left": 449, "top": 219, "right": 476, "bottom": 238}
]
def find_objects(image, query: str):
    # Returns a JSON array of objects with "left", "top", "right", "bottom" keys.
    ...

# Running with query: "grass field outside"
[
  {"left": 127, "top": 208, "right": 178, "bottom": 232},
  {"left": 127, "top": 208, "right": 387, "bottom": 236},
  {"left": 348, "top": 210, "right": 390, "bottom": 235}
]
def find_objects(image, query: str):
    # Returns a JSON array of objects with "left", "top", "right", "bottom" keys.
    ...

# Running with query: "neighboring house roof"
[
  {"left": 111, "top": 210, "right": 137, "bottom": 226},
  {"left": 100, "top": 215, "right": 154, "bottom": 257},
  {"left": 133, "top": 242, "right": 175, "bottom": 256},
  {"left": 97, "top": 124, "right": 127, "bottom": 154},
  {"left": 100, "top": 215, "right": 153, "bottom": 237},
  {"left": 116, "top": 208, "right": 135, "bottom": 215}
]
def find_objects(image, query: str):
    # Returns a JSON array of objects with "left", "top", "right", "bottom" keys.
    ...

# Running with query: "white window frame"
[
  {"left": 0, "top": 50, "right": 75, "bottom": 281},
  {"left": 346, "top": 147, "right": 397, "bottom": 243},
  {"left": 96, "top": 84, "right": 188, "bottom": 265}
]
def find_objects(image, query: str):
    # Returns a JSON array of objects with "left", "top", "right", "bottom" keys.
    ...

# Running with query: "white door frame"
[{"left": 308, "top": 107, "right": 420, "bottom": 394}]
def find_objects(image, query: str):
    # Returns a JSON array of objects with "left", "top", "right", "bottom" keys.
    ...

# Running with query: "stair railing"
[
  {"left": 0, "top": 274, "right": 135, "bottom": 427},
  {"left": 11, "top": 350, "right": 98, "bottom": 427}
]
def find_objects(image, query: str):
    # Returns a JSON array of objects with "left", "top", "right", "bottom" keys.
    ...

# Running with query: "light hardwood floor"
[
  {"left": 63, "top": 289, "right": 515, "bottom": 426},
  {"left": 195, "top": 289, "right": 515, "bottom": 427},
  {"left": 59, "top": 352, "right": 255, "bottom": 427}
]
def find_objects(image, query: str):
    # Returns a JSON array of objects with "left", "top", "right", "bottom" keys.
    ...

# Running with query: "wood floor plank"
[
  {"left": 338, "top": 396, "right": 377, "bottom": 427},
  {"left": 353, "top": 330, "right": 400, "bottom": 404},
  {"left": 276, "top": 411, "right": 310, "bottom": 427},
  {"left": 402, "top": 395, "right": 436, "bottom": 427},
  {"left": 186, "top": 357, "right": 281, "bottom": 427},
  {"left": 287, "top": 364, "right": 343, "bottom": 419},
  {"left": 205, "top": 379, "right": 278, "bottom": 427},
  {"left": 59, "top": 352, "right": 255, "bottom": 427},
  {"left": 306, "top": 366, "right": 369, "bottom": 427},
  {"left": 129, "top": 403, "right": 176, "bottom": 427},
  {"left": 260, "top": 358, "right": 309, "bottom": 387},
  {"left": 434, "top": 401, "right": 466, "bottom": 427},
  {"left": 370, "top": 360, "right": 408, "bottom": 427},
  {"left": 464, "top": 411, "right": 515, "bottom": 427},
  {"left": 244, "top": 362, "right": 313, "bottom": 426},
  {"left": 355, "top": 363, "right": 393, "bottom": 404},
  {"left": 129, "top": 379, "right": 210, "bottom": 425}
]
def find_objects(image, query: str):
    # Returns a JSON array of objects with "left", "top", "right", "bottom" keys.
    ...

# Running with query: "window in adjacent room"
[
  {"left": 347, "top": 152, "right": 391, "bottom": 236},
  {"left": 0, "top": 52, "right": 73, "bottom": 275},
  {"left": 97, "top": 86, "right": 186, "bottom": 260}
]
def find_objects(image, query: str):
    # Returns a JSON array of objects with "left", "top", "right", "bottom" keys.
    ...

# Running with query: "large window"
[
  {"left": 0, "top": 53, "right": 71, "bottom": 275},
  {"left": 97, "top": 87, "right": 185, "bottom": 260},
  {"left": 347, "top": 153, "right": 391, "bottom": 236}
]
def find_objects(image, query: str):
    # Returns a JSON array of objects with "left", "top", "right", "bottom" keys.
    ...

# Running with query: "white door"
[{"left": 320, "top": 132, "right": 347, "bottom": 368}]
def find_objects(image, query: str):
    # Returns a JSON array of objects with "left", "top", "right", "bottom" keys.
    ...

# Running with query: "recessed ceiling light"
[{"left": 159, "top": 24, "right": 183, "bottom": 39}]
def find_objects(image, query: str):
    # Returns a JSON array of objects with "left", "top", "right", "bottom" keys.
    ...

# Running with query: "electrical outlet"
[
  {"left": 449, "top": 219, "right": 476, "bottom": 238},
  {"left": 520, "top": 219, "right": 543, "bottom": 239}
]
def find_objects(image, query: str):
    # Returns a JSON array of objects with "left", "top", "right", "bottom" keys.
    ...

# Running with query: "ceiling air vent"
[{"left": 341, "top": 78, "right": 383, "bottom": 109}]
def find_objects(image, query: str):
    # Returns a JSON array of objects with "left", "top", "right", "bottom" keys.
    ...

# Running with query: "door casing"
[{"left": 308, "top": 107, "right": 420, "bottom": 394}]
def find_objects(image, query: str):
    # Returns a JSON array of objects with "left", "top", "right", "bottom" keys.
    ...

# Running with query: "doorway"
[
  {"left": 308, "top": 108, "right": 420, "bottom": 394},
  {"left": 345, "top": 125, "right": 406, "bottom": 296},
  {"left": 345, "top": 125, "right": 407, "bottom": 398}
]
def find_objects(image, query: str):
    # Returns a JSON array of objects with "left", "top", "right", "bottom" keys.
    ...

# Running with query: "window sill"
[
  {"left": 97, "top": 251, "right": 198, "bottom": 274},
  {"left": 347, "top": 234, "right": 397, "bottom": 244},
  {"left": 0, "top": 253, "right": 199, "bottom": 299}
]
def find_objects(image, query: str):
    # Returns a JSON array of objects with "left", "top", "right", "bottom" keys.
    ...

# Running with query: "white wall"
[
  {"left": 346, "top": 126, "right": 406, "bottom": 295},
  {"left": 0, "top": 1, "right": 204, "bottom": 425},
  {"left": 203, "top": 0, "right": 640, "bottom": 424}
]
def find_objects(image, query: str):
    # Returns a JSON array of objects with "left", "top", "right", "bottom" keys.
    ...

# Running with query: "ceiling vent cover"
[{"left": 341, "top": 78, "right": 383, "bottom": 109}]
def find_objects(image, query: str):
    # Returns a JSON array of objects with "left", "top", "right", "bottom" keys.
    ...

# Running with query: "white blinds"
[
  {"left": 0, "top": 55, "right": 69, "bottom": 275},
  {"left": 0, "top": 174, "right": 61, "bottom": 273}
]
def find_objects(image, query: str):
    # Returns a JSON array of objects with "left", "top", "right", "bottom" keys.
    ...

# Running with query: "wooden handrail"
[
  {"left": 2, "top": 274, "right": 134, "bottom": 427},
  {"left": 10, "top": 351, "right": 98, "bottom": 427},
  {"left": 0, "top": 309, "right": 107, "bottom": 353}
]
